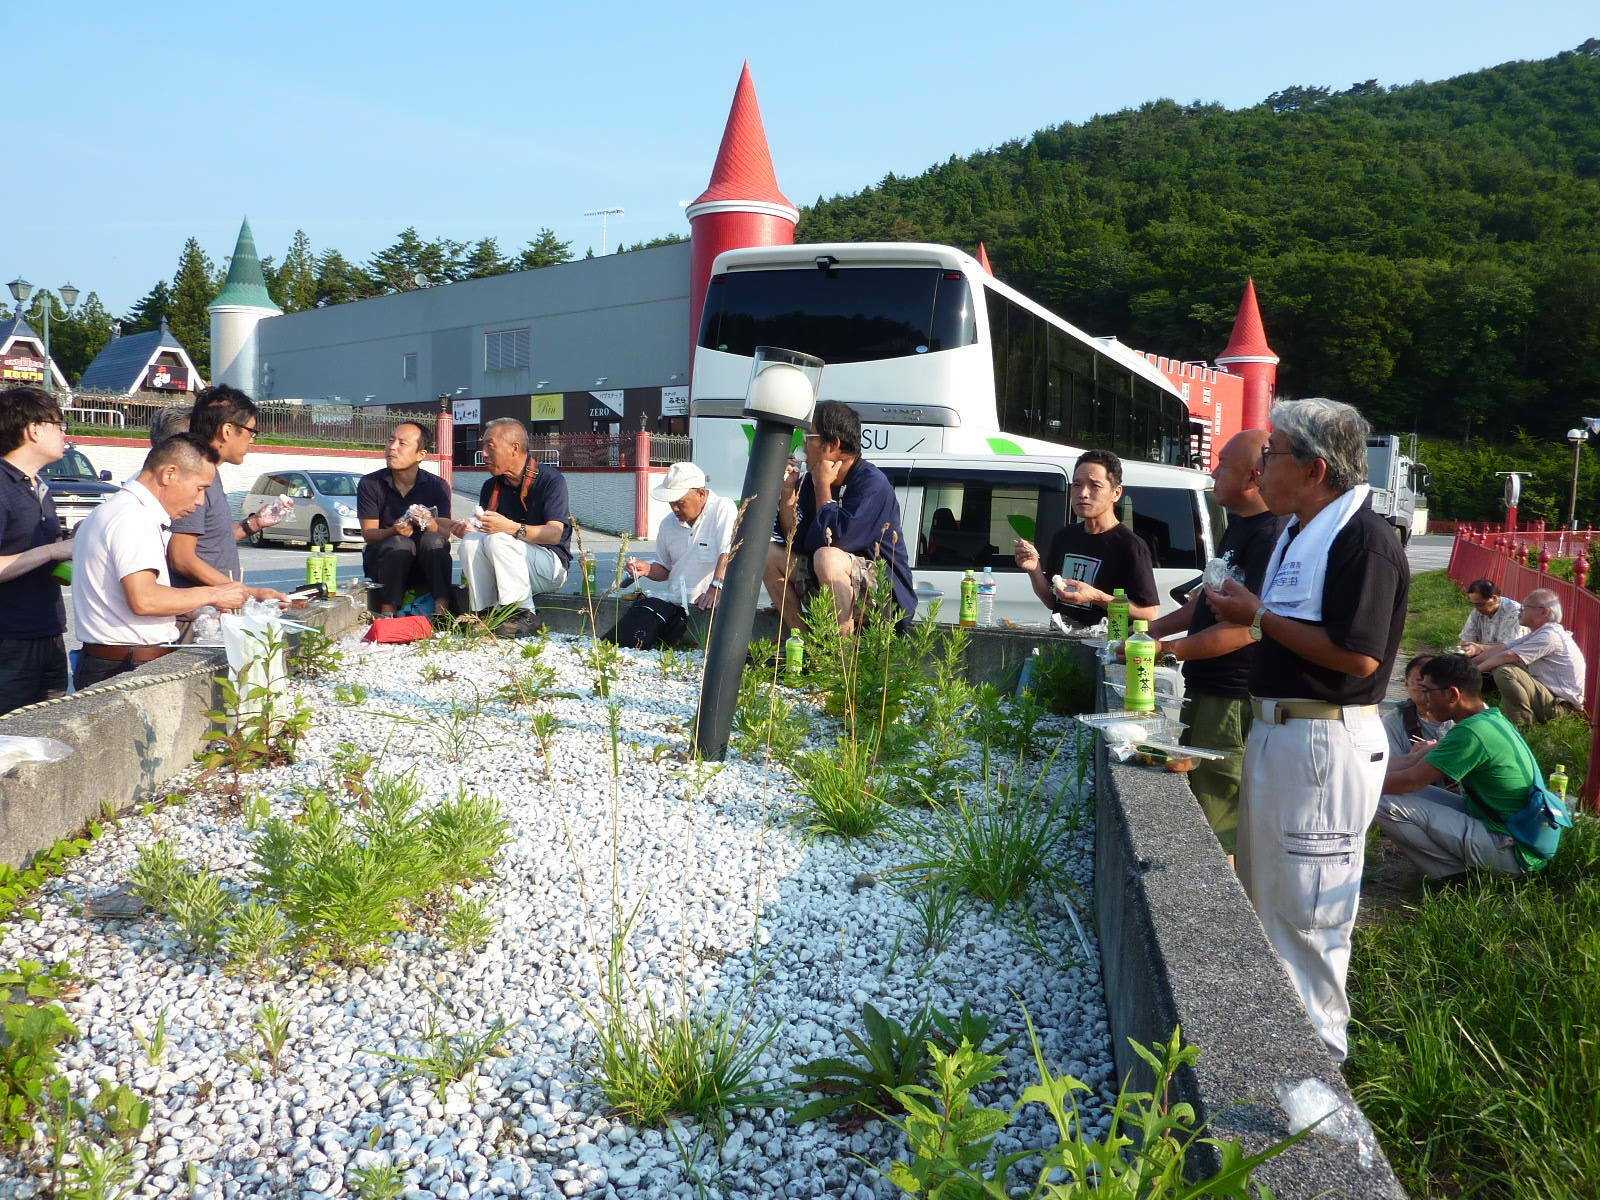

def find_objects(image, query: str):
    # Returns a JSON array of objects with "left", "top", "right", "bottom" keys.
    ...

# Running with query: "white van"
[{"left": 875, "top": 453, "right": 1220, "bottom": 625}]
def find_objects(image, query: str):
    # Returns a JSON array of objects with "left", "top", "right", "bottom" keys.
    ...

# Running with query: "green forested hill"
[{"left": 797, "top": 40, "right": 1600, "bottom": 442}]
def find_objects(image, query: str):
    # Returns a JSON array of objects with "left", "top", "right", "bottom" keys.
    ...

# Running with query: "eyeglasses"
[
  {"left": 1258, "top": 447, "right": 1295, "bottom": 466},
  {"left": 1415, "top": 684, "right": 1453, "bottom": 696},
  {"left": 228, "top": 421, "right": 259, "bottom": 441},
  {"left": 34, "top": 418, "right": 65, "bottom": 429}
]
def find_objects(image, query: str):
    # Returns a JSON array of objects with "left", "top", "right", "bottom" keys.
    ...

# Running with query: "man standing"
[
  {"left": 1014, "top": 449, "right": 1159, "bottom": 628},
  {"left": 620, "top": 462, "right": 735, "bottom": 649},
  {"left": 1377, "top": 653, "right": 1555, "bottom": 881},
  {"left": 1207, "top": 398, "right": 1409, "bottom": 1063},
  {"left": 167, "top": 386, "right": 284, "bottom": 603},
  {"left": 73, "top": 435, "right": 246, "bottom": 689},
  {"left": 0, "top": 386, "right": 74, "bottom": 714},
  {"left": 763, "top": 401, "right": 914, "bottom": 636},
  {"left": 1459, "top": 580, "right": 1523, "bottom": 648},
  {"left": 450, "top": 418, "right": 570, "bottom": 637},
  {"left": 1145, "top": 430, "right": 1285, "bottom": 862},
  {"left": 358, "top": 421, "right": 453, "bottom": 617},
  {"left": 1463, "top": 588, "right": 1587, "bottom": 726}
]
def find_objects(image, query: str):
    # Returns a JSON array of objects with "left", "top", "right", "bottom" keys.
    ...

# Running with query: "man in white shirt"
[
  {"left": 618, "top": 462, "right": 735, "bottom": 649},
  {"left": 1459, "top": 579, "right": 1524, "bottom": 648},
  {"left": 72, "top": 434, "right": 247, "bottom": 690},
  {"left": 1464, "top": 587, "right": 1587, "bottom": 726}
]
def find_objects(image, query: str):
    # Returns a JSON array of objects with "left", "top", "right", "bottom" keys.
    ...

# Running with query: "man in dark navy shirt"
[
  {"left": 449, "top": 418, "right": 570, "bottom": 637},
  {"left": 358, "top": 421, "right": 454, "bottom": 616},
  {"left": 0, "top": 387, "right": 74, "bottom": 714},
  {"left": 764, "top": 400, "right": 914, "bottom": 636},
  {"left": 1207, "top": 398, "right": 1409, "bottom": 1064}
]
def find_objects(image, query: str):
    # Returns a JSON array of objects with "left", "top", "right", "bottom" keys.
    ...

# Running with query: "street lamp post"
[
  {"left": 1567, "top": 429, "right": 1584, "bottom": 532},
  {"left": 6, "top": 277, "right": 80, "bottom": 394}
]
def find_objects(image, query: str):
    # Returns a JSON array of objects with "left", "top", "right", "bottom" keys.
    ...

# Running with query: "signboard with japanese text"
[
  {"left": 660, "top": 385, "right": 688, "bottom": 417},
  {"left": 146, "top": 363, "right": 189, "bottom": 392},
  {"left": 588, "top": 389, "right": 625, "bottom": 417},
  {"left": 1, "top": 354, "right": 45, "bottom": 383},
  {"left": 453, "top": 398, "right": 481, "bottom": 425},
  {"left": 530, "top": 393, "right": 563, "bottom": 422}
]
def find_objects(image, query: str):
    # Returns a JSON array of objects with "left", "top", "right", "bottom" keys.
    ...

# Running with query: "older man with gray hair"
[
  {"left": 1463, "top": 587, "right": 1587, "bottom": 726},
  {"left": 1207, "top": 397, "right": 1410, "bottom": 1063}
]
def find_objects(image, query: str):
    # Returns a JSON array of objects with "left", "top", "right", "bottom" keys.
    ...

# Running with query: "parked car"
[
  {"left": 41, "top": 446, "right": 118, "bottom": 532},
  {"left": 243, "top": 470, "right": 364, "bottom": 547}
]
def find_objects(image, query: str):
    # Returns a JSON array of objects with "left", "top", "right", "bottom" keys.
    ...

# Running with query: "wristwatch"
[
  {"left": 1159, "top": 651, "right": 1180, "bottom": 669},
  {"left": 241, "top": 514, "right": 257, "bottom": 535},
  {"left": 515, "top": 524, "right": 528, "bottom": 541},
  {"left": 1249, "top": 606, "right": 1266, "bottom": 642},
  {"left": 710, "top": 579, "right": 724, "bottom": 589}
]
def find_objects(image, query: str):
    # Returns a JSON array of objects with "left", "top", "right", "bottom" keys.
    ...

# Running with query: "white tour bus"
[{"left": 689, "top": 242, "right": 1217, "bottom": 622}]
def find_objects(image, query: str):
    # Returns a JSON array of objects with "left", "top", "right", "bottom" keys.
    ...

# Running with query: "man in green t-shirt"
[{"left": 1377, "top": 653, "right": 1550, "bottom": 878}]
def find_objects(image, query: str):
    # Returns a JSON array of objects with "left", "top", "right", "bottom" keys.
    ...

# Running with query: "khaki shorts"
[{"left": 786, "top": 547, "right": 874, "bottom": 606}]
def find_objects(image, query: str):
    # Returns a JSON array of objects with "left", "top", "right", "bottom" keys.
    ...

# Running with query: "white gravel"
[{"left": 0, "top": 633, "right": 1115, "bottom": 1199}]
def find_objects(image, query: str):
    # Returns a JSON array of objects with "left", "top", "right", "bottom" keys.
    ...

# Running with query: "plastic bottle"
[
  {"left": 1125, "top": 619, "right": 1157, "bottom": 712},
  {"left": 1107, "top": 587, "right": 1131, "bottom": 643},
  {"left": 959, "top": 569, "right": 978, "bottom": 628},
  {"left": 977, "top": 566, "right": 997, "bottom": 627},
  {"left": 1549, "top": 763, "right": 1569, "bottom": 800},
  {"left": 784, "top": 632, "right": 805, "bottom": 679},
  {"left": 50, "top": 561, "right": 72, "bottom": 585},
  {"left": 324, "top": 543, "right": 339, "bottom": 596},
  {"left": 1016, "top": 646, "right": 1041, "bottom": 697},
  {"left": 305, "top": 544, "right": 321, "bottom": 588},
  {"left": 582, "top": 554, "right": 598, "bottom": 598}
]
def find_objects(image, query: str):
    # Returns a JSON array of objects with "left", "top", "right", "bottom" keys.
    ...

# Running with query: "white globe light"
[{"left": 745, "top": 362, "right": 817, "bottom": 425}]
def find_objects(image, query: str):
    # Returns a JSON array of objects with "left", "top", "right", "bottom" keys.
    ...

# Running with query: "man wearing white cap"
[{"left": 618, "top": 462, "right": 736, "bottom": 649}]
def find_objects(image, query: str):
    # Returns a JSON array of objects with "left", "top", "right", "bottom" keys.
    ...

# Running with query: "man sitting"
[
  {"left": 449, "top": 418, "right": 570, "bottom": 637},
  {"left": 72, "top": 435, "right": 247, "bottom": 689},
  {"left": 1459, "top": 578, "right": 1523, "bottom": 648},
  {"left": 618, "top": 462, "right": 734, "bottom": 649},
  {"left": 763, "top": 401, "right": 914, "bottom": 636},
  {"left": 359, "top": 421, "right": 453, "bottom": 617},
  {"left": 1377, "top": 653, "right": 1556, "bottom": 879},
  {"left": 1463, "top": 588, "right": 1586, "bottom": 726},
  {"left": 1381, "top": 654, "right": 1453, "bottom": 760}
]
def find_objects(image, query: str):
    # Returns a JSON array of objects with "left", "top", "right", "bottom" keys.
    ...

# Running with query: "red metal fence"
[
  {"left": 1448, "top": 531, "right": 1600, "bottom": 811},
  {"left": 1456, "top": 522, "right": 1600, "bottom": 561}
]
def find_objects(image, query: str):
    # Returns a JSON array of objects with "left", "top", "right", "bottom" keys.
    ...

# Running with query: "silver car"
[{"left": 243, "top": 469, "right": 364, "bottom": 547}]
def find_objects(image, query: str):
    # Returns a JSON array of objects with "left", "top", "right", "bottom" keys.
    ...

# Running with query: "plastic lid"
[
  {"left": 1555, "top": 764, "right": 1565, "bottom": 772},
  {"left": 1114, "top": 587, "right": 1126, "bottom": 596},
  {"left": 1132, "top": 619, "right": 1148, "bottom": 631}
]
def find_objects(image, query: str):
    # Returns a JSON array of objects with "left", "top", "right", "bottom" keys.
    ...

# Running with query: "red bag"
[{"left": 363, "top": 615, "right": 434, "bottom": 644}]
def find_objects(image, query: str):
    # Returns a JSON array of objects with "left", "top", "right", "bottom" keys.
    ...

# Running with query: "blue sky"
[{"left": 17, "top": 0, "right": 1597, "bottom": 316}]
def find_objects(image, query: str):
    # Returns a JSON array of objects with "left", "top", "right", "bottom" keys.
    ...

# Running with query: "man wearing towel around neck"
[{"left": 1206, "top": 398, "right": 1409, "bottom": 1063}]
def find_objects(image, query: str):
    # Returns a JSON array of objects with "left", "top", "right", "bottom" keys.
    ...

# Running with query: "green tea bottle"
[
  {"left": 305, "top": 544, "right": 321, "bottom": 588},
  {"left": 324, "top": 544, "right": 339, "bottom": 596},
  {"left": 1107, "top": 587, "right": 1130, "bottom": 642},
  {"left": 50, "top": 561, "right": 72, "bottom": 585},
  {"left": 1549, "top": 763, "right": 1569, "bottom": 800},
  {"left": 582, "top": 554, "right": 598, "bottom": 597},
  {"left": 785, "top": 632, "right": 805, "bottom": 679},
  {"left": 1125, "top": 619, "right": 1156, "bottom": 712},
  {"left": 959, "top": 570, "right": 978, "bottom": 628}
]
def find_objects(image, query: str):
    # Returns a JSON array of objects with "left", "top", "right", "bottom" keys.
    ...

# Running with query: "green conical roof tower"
[{"left": 210, "top": 217, "right": 280, "bottom": 311}]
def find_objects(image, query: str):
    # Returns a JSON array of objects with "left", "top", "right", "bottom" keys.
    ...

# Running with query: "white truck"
[{"left": 1366, "top": 435, "right": 1430, "bottom": 545}]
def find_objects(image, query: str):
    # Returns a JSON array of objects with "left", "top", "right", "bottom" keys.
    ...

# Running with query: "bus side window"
[
  {"left": 916, "top": 480, "right": 1045, "bottom": 571},
  {"left": 1120, "top": 486, "right": 1204, "bottom": 571}
]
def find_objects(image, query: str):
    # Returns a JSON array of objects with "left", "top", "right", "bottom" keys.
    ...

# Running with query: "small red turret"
[
  {"left": 686, "top": 62, "right": 798, "bottom": 372},
  {"left": 975, "top": 243, "right": 994, "bottom": 275},
  {"left": 1216, "top": 278, "right": 1280, "bottom": 431}
]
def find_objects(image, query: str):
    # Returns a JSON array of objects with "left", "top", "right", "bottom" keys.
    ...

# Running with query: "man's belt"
[
  {"left": 80, "top": 643, "right": 175, "bottom": 665},
  {"left": 1251, "top": 698, "right": 1379, "bottom": 724}
]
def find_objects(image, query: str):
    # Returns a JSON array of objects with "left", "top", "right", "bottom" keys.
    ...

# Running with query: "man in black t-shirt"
[
  {"left": 358, "top": 421, "right": 454, "bottom": 616},
  {"left": 1013, "top": 449, "right": 1159, "bottom": 627},
  {"left": 448, "top": 418, "right": 571, "bottom": 637},
  {"left": 1207, "top": 399, "right": 1409, "bottom": 1064},
  {"left": 1146, "top": 430, "right": 1286, "bottom": 862}
]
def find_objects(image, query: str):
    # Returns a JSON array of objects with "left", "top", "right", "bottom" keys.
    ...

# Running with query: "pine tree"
[
  {"left": 123, "top": 281, "right": 173, "bottom": 335},
  {"left": 276, "top": 230, "right": 320, "bottom": 312},
  {"left": 517, "top": 229, "right": 572, "bottom": 270},
  {"left": 167, "top": 237, "right": 215, "bottom": 367},
  {"left": 315, "top": 250, "right": 370, "bottom": 307},
  {"left": 464, "top": 237, "right": 512, "bottom": 278},
  {"left": 48, "top": 291, "right": 116, "bottom": 384}
]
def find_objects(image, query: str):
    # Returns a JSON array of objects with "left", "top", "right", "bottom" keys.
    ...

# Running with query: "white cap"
[{"left": 651, "top": 461, "right": 708, "bottom": 502}]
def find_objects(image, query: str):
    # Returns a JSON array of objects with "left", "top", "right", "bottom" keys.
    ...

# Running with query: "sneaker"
[{"left": 499, "top": 611, "right": 546, "bottom": 639}]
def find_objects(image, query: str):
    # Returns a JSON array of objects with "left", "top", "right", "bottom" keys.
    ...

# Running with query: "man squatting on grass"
[
  {"left": 1207, "top": 398, "right": 1409, "bottom": 1063},
  {"left": 618, "top": 461, "right": 735, "bottom": 650},
  {"left": 1462, "top": 587, "right": 1587, "bottom": 728},
  {"left": 1013, "top": 448, "right": 1159, "bottom": 628},
  {"left": 1144, "top": 430, "right": 1286, "bottom": 864},
  {"left": 764, "top": 401, "right": 915, "bottom": 637},
  {"left": 1377, "top": 653, "right": 1556, "bottom": 881},
  {"left": 450, "top": 418, "right": 572, "bottom": 639}
]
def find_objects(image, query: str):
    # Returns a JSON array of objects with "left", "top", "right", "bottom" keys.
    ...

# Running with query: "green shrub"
[
  {"left": 0, "top": 997, "right": 77, "bottom": 1146},
  {"left": 168, "top": 874, "right": 235, "bottom": 953},
  {"left": 793, "top": 737, "right": 893, "bottom": 838},
  {"left": 1030, "top": 646, "right": 1096, "bottom": 716},
  {"left": 128, "top": 839, "right": 186, "bottom": 911}
]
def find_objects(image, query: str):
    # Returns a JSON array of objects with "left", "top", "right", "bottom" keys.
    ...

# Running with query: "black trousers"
[
  {"left": 609, "top": 595, "right": 688, "bottom": 650},
  {"left": 0, "top": 635, "right": 68, "bottom": 716},
  {"left": 73, "top": 649, "right": 138, "bottom": 692},
  {"left": 363, "top": 532, "right": 453, "bottom": 612}
]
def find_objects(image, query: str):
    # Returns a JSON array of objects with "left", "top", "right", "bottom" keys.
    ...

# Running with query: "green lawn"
[{"left": 1349, "top": 568, "right": 1599, "bottom": 1199}]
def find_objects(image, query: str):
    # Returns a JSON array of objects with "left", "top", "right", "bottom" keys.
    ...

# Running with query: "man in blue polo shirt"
[
  {"left": 0, "top": 386, "right": 74, "bottom": 715},
  {"left": 358, "top": 421, "right": 454, "bottom": 616}
]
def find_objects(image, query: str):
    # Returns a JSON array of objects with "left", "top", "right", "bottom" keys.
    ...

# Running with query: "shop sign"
[
  {"left": 0, "top": 354, "right": 45, "bottom": 383},
  {"left": 453, "top": 398, "right": 481, "bottom": 424},
  {"left": 146, "top": 363, "right": 189, "bottom": 391},
  {"left": 588, "top": 389, "right": 625, "bottom": 417},
  {"left": 530, "top": 392, "right": 563, "bottom": 422},
  {"left": 660, "top": 385, "right": 688, "bottom": 417}
]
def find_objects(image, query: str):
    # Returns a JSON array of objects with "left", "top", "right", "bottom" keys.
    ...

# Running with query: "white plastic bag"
[
  {"left": 0, "top": 736, "right": 72, "bottom": 776},
  {"left": 220, "top": 607, "right": 289, "bottom": 724},
  {"left": 1277, "top": 1078, "right": 1375, "bottom": 1170}
]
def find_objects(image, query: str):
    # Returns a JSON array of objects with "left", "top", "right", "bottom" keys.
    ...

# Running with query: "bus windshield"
[{"left": 698, "top": 267, "right": 976, "bottom": 364}]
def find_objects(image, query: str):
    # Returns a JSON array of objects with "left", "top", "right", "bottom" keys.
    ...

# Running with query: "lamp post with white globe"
[{"left": 6, "top": 277, "right": 80, "bottom": 394}]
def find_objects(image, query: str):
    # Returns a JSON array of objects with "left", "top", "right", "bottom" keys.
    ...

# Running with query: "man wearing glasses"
[
  {"left": 1458, "top": 579, "right": 1523, "bottom": 648},
  {"left": 1377, "top": 653, "right": 1555, "bottom": 879},
  {"left": 0, "top": 386, "right": 75, "bottom": 714},
  {"left": 166, "top": 386, "right": 285, "bottom": 604},
  {"left": 1206, "top": 398, "right": 1409, "bottom": 1064},
  {"left": 1462, "top": 588, "right": 1586, "bottom": 726}
]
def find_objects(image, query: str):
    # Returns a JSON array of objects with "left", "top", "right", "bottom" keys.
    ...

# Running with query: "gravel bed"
[{"left": 0, "top": 634, "right": 1115, "bottom": 1199}]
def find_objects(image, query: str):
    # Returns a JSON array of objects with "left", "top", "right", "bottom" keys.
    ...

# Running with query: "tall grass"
[
  {"left": 1347, "top": 815, "right": 1600, "bottom": 1199},
  {"left": 1403, "top": 570, "right": 1468, "bottom": 653}
]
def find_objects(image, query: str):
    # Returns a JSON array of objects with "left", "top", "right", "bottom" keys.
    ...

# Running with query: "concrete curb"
[
  {"left": 1095, "top": 703, "right": 1406, "bottom": 1197},
  {"left": 0, "top": 594, "right": 366, "bottom": 870}
]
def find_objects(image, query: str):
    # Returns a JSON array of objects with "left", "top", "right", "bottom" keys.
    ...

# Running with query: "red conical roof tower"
[
  {"left": 1215, "top": 278, "right": 1279, "bottom": 430},
  {"left": 686, "top": 63, "right": 799, "bottom": 369},
  {"left": 975, "top": 243, "right": 994, "bottom": 275}
]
